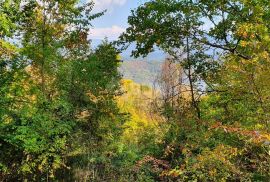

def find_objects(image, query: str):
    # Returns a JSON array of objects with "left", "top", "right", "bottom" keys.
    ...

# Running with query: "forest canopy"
[{"left": 0, "top": 0, "right": 269, "bottom": 181}]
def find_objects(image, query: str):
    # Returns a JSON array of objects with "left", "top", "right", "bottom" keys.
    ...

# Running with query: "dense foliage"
[
  {"left": 119, "top": 0, "right": 270, "bottom": 181},
  {"left": 0, "top": 0, "right": 269, "bottom": 181},
  {"left": 0, "top": 0, "right": 122, "bottom": 181}
]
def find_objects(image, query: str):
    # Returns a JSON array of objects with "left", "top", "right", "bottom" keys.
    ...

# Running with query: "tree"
[
  {"left": 0, "top": 0, "right": 106, "bottom": 180},
  {"left": 155, "top": 58, "right": 186, "bottom": 121},
  {"left": 120, "top": 0, "right": 270, "bottom": 128},
  {"left": 20, "top": 0, "right": 103, "bottom": 98},
  {"left": 0, "top": 0, "right": 21, "bottom": 56},
  {"left": 119, "top": 0, "right": 270, "bottom": 181},
  {"left": 119, "top": 0, "right": 215, "bottom": 128}
]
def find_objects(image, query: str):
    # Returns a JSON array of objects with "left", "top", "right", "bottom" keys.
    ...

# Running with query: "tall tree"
[
  {"left": 120, "top": 0, "right": 270, "bottom": 129},
  {"left": 119, "top": 0, "right": 214, "bottom": 127},
  {"left": 0, "top": 0, "right": 106, "bottom": 180},
  {"left": 119, "top": 1, "right": 270, "bottom": 181}
]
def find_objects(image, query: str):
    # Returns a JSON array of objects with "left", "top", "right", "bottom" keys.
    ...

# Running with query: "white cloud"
[
  {"left": 92, "top": 0, "right": 127, "bottom": 12},
  {"left": 89, "top": 25, "right": 125, "bottom": 40},
  {"left": 93, "top": 0, "right": 127, "bottom": 7}
]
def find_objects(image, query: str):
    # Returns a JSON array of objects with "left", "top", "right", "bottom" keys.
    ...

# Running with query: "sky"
[
  {"left": 88, "top": 0, "right": 165, "bottom": 61},
  {"left": 89, "top": 0, "right": 143, "bottom": 40},
  {"left": 88, "top": 0, "right": 214, "bottom": 41}
]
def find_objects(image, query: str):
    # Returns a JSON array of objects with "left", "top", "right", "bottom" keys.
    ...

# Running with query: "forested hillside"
[
  {"left": 0, "top": 0, "right": 269, "bottom": 181},
  {"left": 119, "top": 60, "right": 162, "bottom": 86}
]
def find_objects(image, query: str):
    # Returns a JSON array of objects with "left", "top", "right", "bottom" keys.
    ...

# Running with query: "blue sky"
[
  {"left": 88, "top": 0, "right": 165, "bottom": 61},
  {"left": 89, "top": 0, "right": 144, "bottom": 40}
]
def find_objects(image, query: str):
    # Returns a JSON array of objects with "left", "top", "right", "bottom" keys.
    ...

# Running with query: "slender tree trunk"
[
  {"left": 41, "top": 2, "right": 46, "bottom": 97},
  {"left": 186, "top": 37, "right": 201, "bottom": 127}
]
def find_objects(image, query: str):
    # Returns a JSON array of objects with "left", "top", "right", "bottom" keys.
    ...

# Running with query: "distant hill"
[
  {"left": 91, "top": 39, "right": 165, "bottom": 86},
  {"left": 119, "top": 60, "right": 163, "bottom": 86}
]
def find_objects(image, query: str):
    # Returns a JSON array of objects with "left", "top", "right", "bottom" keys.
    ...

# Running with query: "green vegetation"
[{"left": 0, "top": 0, "right": 269, "bottom": 181}]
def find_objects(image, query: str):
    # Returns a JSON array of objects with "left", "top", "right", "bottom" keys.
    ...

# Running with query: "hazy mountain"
[{"left": 119, "top": 60, "right": 163, "bottom": 86}]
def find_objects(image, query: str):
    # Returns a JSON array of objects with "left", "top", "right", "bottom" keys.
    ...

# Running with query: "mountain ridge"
[{"left": 119, "top": 60, "right": 163, "bottom": 86}]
